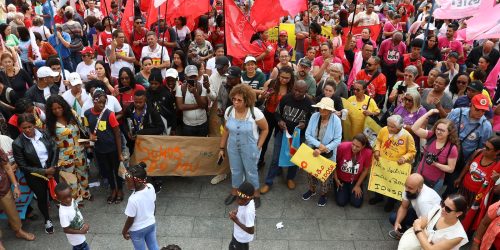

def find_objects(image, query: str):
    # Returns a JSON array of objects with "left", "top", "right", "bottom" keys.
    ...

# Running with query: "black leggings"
[
  {"left": 229, "top": 236, "right": 249, "bottom": 250},
  {"left": 95, "top": 151, "right": 122, "bottom": 190},
  {"left": 258, "top": 110, "right": 277, "bottom": 163},
  {"left": 25, "top": 173, "right": 50, "bottom": 221}
]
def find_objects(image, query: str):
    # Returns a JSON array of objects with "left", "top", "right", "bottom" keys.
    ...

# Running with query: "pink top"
[
  {"left": 313, "top": 55, "right": 343, "bottom": 67},
  {"left": 416, "top": 131, "right": 459, "bottom": 182},
  {"left": 355, "top": 38, "right": 377, "bottom": 52},
  {"left": 383, "top": 21, "right": 403, "bottom": 36},
  {"left": 437, "top": 36, "right": 463, "bottom": 61},
  {"left": 378, "top": 38, "right": 407, "bottom": 65},
  {"left": 335, "top": 142, "right": 373, "bottom": 183}
]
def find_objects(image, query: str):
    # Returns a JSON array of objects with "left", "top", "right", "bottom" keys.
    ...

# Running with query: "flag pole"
[
  {"left": 101, "top": 0, "right": 112, "bottom": 30},
  {"left": 419, "top": 0, "right": 436, "bottom": 87},
  {"left": 223, "top": 0, "right": 227, "bottom": 57},
  {"left": 47, "top": 0, "right": 66, "bottom": 80},
  {"left": 160, "top": 0, "right": 168, "bottom": 65},
  {"left": 349, "top": 0, "right": 358, "bottom": 34}
]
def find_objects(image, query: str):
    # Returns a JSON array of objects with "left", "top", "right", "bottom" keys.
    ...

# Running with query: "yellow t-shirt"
[
  {"left": 374, "top": 127, "right": 416, "bottom": 162},
  {"left": 347, "top": 94, "right": 380, "bottom": 137}
]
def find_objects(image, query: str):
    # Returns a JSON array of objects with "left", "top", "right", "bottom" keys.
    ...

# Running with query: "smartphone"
[
  {"left": 187, "top": 79, "right": 196, "bottom": 86},
  {"left": 217, "top": 155, "right": 224, "bottom": 165}
]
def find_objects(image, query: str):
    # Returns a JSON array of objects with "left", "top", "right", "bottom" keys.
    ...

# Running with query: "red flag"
[
  {"left": 146, "top": 0, "right": 210, "bottom": 31},
  {"left": 121, "top": 0, "right": 134, "bottom": 41},
  {"left": 100, "top": 0, "right": 112, "bottom": 17},
  {"left": 250, "top": 0, "right": 307, "bottom": 32},
  {"left": 141, "top": 0, "right": 152, "bottom": 12},
  {"left": 224, "top": 0, "right": 265, "bottom": 60},
  {"left": 341, "top": 24, "right": 382, "bottom": 46}
]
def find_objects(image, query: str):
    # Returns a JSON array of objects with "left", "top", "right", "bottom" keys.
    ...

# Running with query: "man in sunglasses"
[
  {"left": 130, "top": 17, "right": 148, "bottom": 64},
  {"left": 355, "top": 56, "right": 387, "bottom": 109},
  {"left": 388, "top": 173, "right": 441, "bottom": 240}
]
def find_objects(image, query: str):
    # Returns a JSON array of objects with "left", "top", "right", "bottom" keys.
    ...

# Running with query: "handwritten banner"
[
  {"left": 130, "top": 135, "right": 230, "bottom": 176},
  {"left": 363, "top": 116, "right": 382, "bottom": 148},
  {"left": 290, "top": 144, "right": 336, "bottom": 182},
  {"left": 368, "top": 158, "right": 411, "bottom": 201},
  {"left": 0, "top": 170, "right": 34, "bottom": 220}
]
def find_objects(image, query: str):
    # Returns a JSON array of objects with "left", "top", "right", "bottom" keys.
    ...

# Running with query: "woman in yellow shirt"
[{"left": 347, "top": 80, "right": 380, "bottom": 138}]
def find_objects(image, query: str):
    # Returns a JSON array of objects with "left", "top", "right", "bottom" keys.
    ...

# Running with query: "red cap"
[
  {"left": 279, "top": 30, "right": 288, "bottom": 36},
  {"left": 471, "top": 94, "right": 490, "bottom": 111},
  {"left": 80, "top": 46, "right": 94, "bottom": 54}
]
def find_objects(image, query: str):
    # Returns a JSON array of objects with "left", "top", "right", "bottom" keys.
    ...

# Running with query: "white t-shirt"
[
  {"left": 354, "top": 11, "right": 380, "bottom": 26},
  {"left": 76, "top": 61, "right": 96, "bottom": 83},
  {"left": 80, "top": 94, "right": 122, "bottom": 117},
  {"left": 59, "top": 199, "right": 86, "bottom": 246},
  {"left": 30, "top": 26, "right": 51, "bottom": 40},
  {"left": 425, "top": 207, "right": 469, "bottom": 250},
  {"left": 224, "top": 107, "right": 265, "bottom": 141},
  {"left": 206, "top": 57, "right": 231, "bottom": 76},
  {"left": 62, "top": 89, "right": 90, "bottom": 116},
  {"left": 233, "top": 199, "right": 255, "bottom": 243},
  {"left": 106, "top": 44, "right": 135, "bottom": 78},
  {"left": 175, "top": 84, "right": 208, "bottom": 126},
  {"left": 402, "top": 184, "right": 441, "bottom": 217},
  {"left": 141, "top": 44, "right": 170, "bottom": 77},
  {"left": 84, "top": 8, "right": 102, "bottom": 19},
  {"left": 124, "top": 183, "right": 157, "bottom": 232},
  {"left": 174, "top": 26, "right": 191, "bottom": 42}
]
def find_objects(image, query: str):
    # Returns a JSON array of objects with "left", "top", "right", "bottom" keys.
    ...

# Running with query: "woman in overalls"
[{"left": 219, "top": 84, "right": 268, "bottom": 209}]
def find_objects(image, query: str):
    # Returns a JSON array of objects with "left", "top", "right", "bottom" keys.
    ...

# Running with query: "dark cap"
[
  {"left": 215, "top": 56, "right": 229, "bottom": 69},
  {"left": 467, "top": 80, "right": 484, "bottom": 92},
  {"left": 149, "top": 68, "right": 163, "bottom": 83},
  {"left": 298, "top": 58, "right": 312, "bottom": 68},
  {"left": 448, "top": 51, "right": 459, "bottom": 59},
  {"left": 226, "top": 66, "right": 241, "bottom": 79}
]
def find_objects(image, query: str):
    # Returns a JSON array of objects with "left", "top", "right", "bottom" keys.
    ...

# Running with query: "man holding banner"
[{"left": 369, "top": 115, "right": 416, "bottom": 212}]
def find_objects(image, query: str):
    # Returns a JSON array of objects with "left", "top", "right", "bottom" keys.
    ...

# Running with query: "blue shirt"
[
  {"left": 453, "top": 95, "right": 494, "bottom": 119},
  {"left": 42, "top": 1, "right": 52, "bottom": 28},
  {"left": 446, "top": 107, "right": 492, "bottom": 159},
  {"left": 48, "top": 32, "right": 71, "bottom": 58}
]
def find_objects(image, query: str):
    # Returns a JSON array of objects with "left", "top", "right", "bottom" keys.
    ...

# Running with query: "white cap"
[
  {"left": 68, "top": 72, "right": 83, "bottom": 86},
  {"left": 424, "top": 23, "right": 436, "bottom": 31},
  {"left": 37, "top": 66, "right": 59, "bottom": 78},
  {"left": 244, "top": 56, "right": 257, "bottom": 64},
  {"left": 165, "top": 68, "right": 178, "bottom": 78}
]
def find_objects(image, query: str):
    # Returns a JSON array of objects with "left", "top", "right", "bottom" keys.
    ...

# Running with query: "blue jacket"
[
  {"left": 48, "top": 32, "right": 71, "bottom": 58},
  {"left": 305, "top": 112, "right": 342, "bottom": 161}
]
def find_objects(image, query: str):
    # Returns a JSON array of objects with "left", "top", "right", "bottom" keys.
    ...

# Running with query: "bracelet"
[
  {"left": 13, "top": 184, "right": 19, "bottom": 188},
  {"left": 473, "top": 237, "right": 481, "bottom": 244}
]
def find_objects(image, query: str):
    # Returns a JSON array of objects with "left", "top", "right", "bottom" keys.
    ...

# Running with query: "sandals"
[
  {"left": 107, "top": 196, "right": 116, "bottom": 204},
  {"left": 115, "top": 196, "right": 123, "bottom": 204},
  {"left": 15, "top": 230, "right": 36, "bottom": 241},
  {"left": 26, "top": 213, "right": 38, "bottom": 221}
]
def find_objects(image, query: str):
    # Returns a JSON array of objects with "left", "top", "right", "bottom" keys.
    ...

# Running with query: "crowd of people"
[{"left": 0, "top": 0, "right": 498, "bottom": 249}]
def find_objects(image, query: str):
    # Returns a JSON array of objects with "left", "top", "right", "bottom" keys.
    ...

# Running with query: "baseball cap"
[
  {"left": 467, "top": 80, "right": 484, "bottom": 92},
  {"left": 37, "top": 66, "right": 59, "bottom": 78},
  {"left": 215, "top": 56, "right": 229, "bottom": 69},
  {"left": 68, "top": 72, "right": 83, "bottom": 86},
  {"left": 244, "top": 56, "right": 257, "bottom": 64},
  {"left": 165, "top": 68, "right": 178, "bottom": 78},
  {"left": 185, "top": 65, "right": 198, "bottom": 77},
  {"left": 80, "top": 46, "right": 94, "bottom": 54},
  {"left": 298, "top": 58, "right": 312, "bottom": 68},
  {"left": 226, "top": 66, "right": 241, "bottom": 79},
  {"left": 279, "top": 30, "right": 288, "bottom": 36},
  {"left": 471, "top": 94, "right": 490, "bottom": 111},
  {"left": 448, "top": 51, "right": 459, "bottom": 59}
]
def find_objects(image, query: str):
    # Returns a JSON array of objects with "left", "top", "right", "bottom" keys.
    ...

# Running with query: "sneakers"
[
  {"left": 302, "top": 190, "right": 316, "bottom": 200},
  {"left": 260, "top": 185, "right": 271, "bottom": 194},
  {"left": 318, "top": 195, "right": 327, "bottom": 207},
  {"left": 45, "top": 220, "right": 54, "bottom": 234},
  {"left": 388, "top": 230, "right": 402, "bottom": 240},
  {"left": 368, "top": 196, "right": 384, "bottom": 205},
  {"left": 153, "top": 181, "right": 162, "bottom": 194},
  {"left": 210, "top": 174, "right": 227, "bottom": 185},
  {"left": 254, "top": 197, "right": 261, "bottom": 208},
  {"left": 287, "top": 180, "right": 296, "bottom": 190}
]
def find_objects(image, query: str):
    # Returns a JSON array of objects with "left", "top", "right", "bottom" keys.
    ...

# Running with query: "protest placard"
[
  {"left": 290, "top": 143, "right": 336, "bottom": 182},
  {"left": 368, "top": 158, "right": 411, "bottom": 201},
  {"left": 130, "top": 135, "right": 230, "bottom": 176},
  {"left": 363, "top": 116, "right": 382, "bottom": 148},
  {"left": 0, "top": 171, "right": 34, "bottom": 220}
]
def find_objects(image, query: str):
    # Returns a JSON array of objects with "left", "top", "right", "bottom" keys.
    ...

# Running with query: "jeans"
[
  {"left": 129, "top": 223, "right": 159, "bottom": 250},
  {"left": 182, "top": 122, "right": 208, "bottom": 137},
  {"left": 389, "top": 207, "right": 418, "bottom": 231},
  {"left": 335, "top": 182, "right": 364, "bottom": 208},
  {"left": 264, "top": 131, "right": 298, "bottom": 185},
  {"left": 61, "top": 57, "right": 74, "bottom": 72},
  {"left": 73, "top": 241, "right": 90, "bottom": 250},
  {"left": 295, "top": 51, "right": 304, "bottom": 62},
  {"left": 229, "top": 236, "right": 249, "bottom": 250},
  {"left": 70, "top": 51, "right": 82, "bottom": 69}
]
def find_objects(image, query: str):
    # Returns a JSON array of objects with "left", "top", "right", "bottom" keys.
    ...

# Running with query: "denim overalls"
[{"left": 226, "top": 108, "right": 260, "bottom": 189}]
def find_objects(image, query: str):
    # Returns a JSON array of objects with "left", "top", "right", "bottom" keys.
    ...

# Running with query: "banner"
[
  {"left": 434, "top": 0, "right": 484, "bottom": 19},
  {"left": 341, "top": 25, "right": 382, "bottom": 46},
  {"left": 249, "top": 0, "right": 307, "bottom": 31},
  {"left": 341, "top": 98, "right": 353, "bottom": 141},
  {"left": 0, "top": 171, "right": 34, "bottom": 220},
  {"left": 130, "top": 135, "right": 230, "bottom": 176},
  {"left": 463, "top": 0, "right": 500, "bottom": 41},
  {"left": 363, "top": 116, "right": 382, "bottom": 148},
  {"left": 267, "top": 23, "right": 298, "bottom": 61},
  {"left": 278, "top": 128, "right": 301, "bottom": 167},
  {"left": 291, "top": 144, "right": 337, "bottom": 183},
  {"left": 121, "top": 0, "right": 134, "bottom": 42},
  {"left": 368, "top": 158, "right": 411, "bottom": 201}
]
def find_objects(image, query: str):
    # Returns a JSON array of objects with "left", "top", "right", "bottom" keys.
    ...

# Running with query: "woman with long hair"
[
  {"left": 46, "top": 95, "right": 90, "bottom": 203},
  {"left": 115, "top": 67, "right": 145, "bottom": 110},
  {"left": 172, "top": 50, "right": 187, "bottom": 82},
  {"left": 269, "top": 48, "right": 297, "bottom": 80},
  {"left": 470, "top": 56, "right": 491, "bottom": 81},
  {"left": 412, "top": 112, "right": 459, "bottom": 192},
  {"left": 0, "top": 53, "right": 33, "bottom": 98},
  {"left": 445, "top": 73, "right": 470, "bottom": 103},
  {"left": 135, "top": 57, "right": 153, "bottom": 88},
  {"left": 257, "top": 66, "right": 294, "bottom": 169},
  {"left": 422, "top": 35, "right": 441, "bottom": 75},
  {"left": 95, "top": 60, "right": 113, "bottom": 94}
]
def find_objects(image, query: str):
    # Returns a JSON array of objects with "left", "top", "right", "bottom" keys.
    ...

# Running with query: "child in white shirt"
[
  {"left": 56, "top": 183, "right": 90, "bottom": 250},
  {"left": 229, "top": 182, "right": 256, "bottom": 250}
]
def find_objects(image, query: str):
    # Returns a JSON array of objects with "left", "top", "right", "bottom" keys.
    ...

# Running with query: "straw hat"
[{"left": 312, "top": 97, "right": 335, "bottom": 111}]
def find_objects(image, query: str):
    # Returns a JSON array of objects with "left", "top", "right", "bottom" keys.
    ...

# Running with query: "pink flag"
[
  {"left": 433, "top": 0, "right": 483, "bottom": 19},
  {"left": 484, "top": 57, "right": 500, "bottom": 97},
  {"left": 225, "top": 0, "right": 265, "bottom": 59},
  {"left": 249, "top": 0, "right": 307, "bottom": 31},
  {"left": 464, "top": 0, "right": 500, "bottom": 41}
]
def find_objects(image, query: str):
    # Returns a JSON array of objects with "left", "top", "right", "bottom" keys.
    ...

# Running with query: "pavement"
[{"left": 2, "top": 147, "right": 403, "bottom": 250}]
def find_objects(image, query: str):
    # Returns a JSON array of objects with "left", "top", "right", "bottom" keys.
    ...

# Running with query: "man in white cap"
[
  {"left": 25, "top": 66, "right": 60, "bottom": 107},
  {"left": 175, "top": 65, "right": 208, "bottom": 136},
  {"left": 62, "top": 72, "right": 90, "bottom": 115}
]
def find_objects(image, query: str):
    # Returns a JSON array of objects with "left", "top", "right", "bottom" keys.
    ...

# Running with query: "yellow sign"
[
  {"left": 341, "top": 98, "right": 353, "bottom": 141},
  {"left": 363, "top": 117, "right": 382, "bottom": 148},
  {"left": 321, "top": 26, "right": 333, "bottom": 39},
  {"left": 368, "top": 158, "right": 411, "bottom": 201},
  {"left": 290, "top": 143, "right": 336, "bottom": 182},
  {"left": 267, "top": 23, "right": 298, "bottom": 61}
]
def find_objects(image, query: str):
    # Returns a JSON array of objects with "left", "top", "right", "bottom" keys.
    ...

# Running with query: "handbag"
[
  {"left": 64, "top": 24, "right": 84, "bottom": 52},
  {"left": 398, "top": 209, "right": 441, "bottom": 250}
]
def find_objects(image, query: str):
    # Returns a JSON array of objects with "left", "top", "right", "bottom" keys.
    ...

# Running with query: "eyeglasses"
[
  {"left": 232, "top": 97, "right": 244, "bottom": 103},
  {"left": 135, "top": 21, "right": 142, "bottom": 24},
  {"left": 280, "top": 75, "right": 291, "bottom": 80},
  {"left": 403, "top": 97, "right": 413, "bottom": 102},
  {"left": 441, "top": 200, "right": 455, "bottom": 213},
  {"left": 365, "top": 63, "right": 373, "bottom": 67},
  {"left": 435, "top": 127, "right": 447, "bottom": 133},
  {"left": 82, "top": 54, "right": 92, "bottom": 57}
]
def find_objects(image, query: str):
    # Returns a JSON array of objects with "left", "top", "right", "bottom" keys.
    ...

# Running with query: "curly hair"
[
  {"left": 229, "top": 84, "right": 256, "bottom": 107},
  {"left": 45, "top": 95, "right": 78, "bottom": 136},
  {"left": 432, "top": 118, "right": 459, "bottom": 147}
]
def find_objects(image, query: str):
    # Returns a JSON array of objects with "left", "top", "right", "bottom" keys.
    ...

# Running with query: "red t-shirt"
[
  {"left": 118, "top": 85, "right": 146, "bottom": 110},
  {"left": 463, "top": 153, "right": 500, "bottom": 193},
  {"left": 303, "top": 35, "right": 328, "bottom": 58},
  {"left": 98, "top": 31, "right": 114, "bottom": 56},
  {"left": 335, "top": 142, "right": 373, "bottom": 183},
  {"left": 130, "top": 28, "right": 148, "bottom": 60},
  {"left": 355, "top": 70, "right": 387, "bottom": 96},
  {"left": 397, "top": 54, "right": 426, "bottom": 80},
  {"left": 251, "top": 40, "right": 275, "bottom": 74},
  {"left": 54, "top": 15, "right": 65, "bottom": 25},
  {"left": 397, "top": 3, "right": 415, "bottom": 23}
]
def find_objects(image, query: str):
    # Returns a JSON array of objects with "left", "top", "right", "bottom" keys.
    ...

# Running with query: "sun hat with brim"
[{"left": 311, "top": 97, "right": 335, "bottom": 111}]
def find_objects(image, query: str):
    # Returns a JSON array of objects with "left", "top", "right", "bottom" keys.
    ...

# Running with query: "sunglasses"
[
  {"left": 365, "top": 63, "right": 373, "bottom": 66},
  {"left": 440, "top": 200, "right": 455, "bottom": 213},
  {"left": 403, "top": 97, "right": 413, "bottom": 102}
]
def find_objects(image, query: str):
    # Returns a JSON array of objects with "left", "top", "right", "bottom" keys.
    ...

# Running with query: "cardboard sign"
[
  {"left": 368, "top": 158, "right": 411, "bottom": 201},
  {"left": 341, "top": 98, "right": 353, "bottom": 141},
  {"left": 130, "top": 135, "right": 230, "bottom": 176},
  {"left": 0, "top": 171, "right": 34, "bottom": 220},
  {"left": 290, "top": 143, "right": 336, "bottom": 182},
  {"left": 363, "top": 116, "right": 382, "bottom": 148}
]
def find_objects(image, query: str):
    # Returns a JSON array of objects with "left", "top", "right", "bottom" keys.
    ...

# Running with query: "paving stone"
[
  {"left": 221, "top": 238, "right": 289, "bottom": 250},
  {"left": 288, "top": 240, "right": 356, "bottom": 250},
  {"left": 282, "top": 198, "right": 347, "bottom": 220},
  {"left": 318, "top": 219, "right": 384, "bottom": 241},
  {"left": 163, "top": 197, "right": 226, "bottom": 217},
  {"left": 254, "top": 219, "right": 322, "bottom": 240},
  {"left": 158, "top": 236, "right": 222, "bottom": 250},
  {"left": 90, "top": 233, "right": 133, "bottom": 250},
  {"left": 354, "top": 240, "right": 399, "bottom": 250},
  {"left": 156, "top": 216, "right": 194, "bottom": 237},
  {"left": 192, "top": 217, "right": 233, "bottom": 238}
]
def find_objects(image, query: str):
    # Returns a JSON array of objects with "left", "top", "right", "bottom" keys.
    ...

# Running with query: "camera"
[
  {"left": 397, "top": 84, "right": 407, "bottom": 94},
  {"left": 187, "top": 79, "right": 196, "bottom": 86},
  {"left": 425, "top": 153, "right": 438, "bottom": 165}
]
